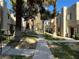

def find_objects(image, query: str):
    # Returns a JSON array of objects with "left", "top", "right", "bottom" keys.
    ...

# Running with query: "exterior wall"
[
  {"left": 54, "top": 2, "right": 79, "bottom": 38},
  {"left": 68, "top": 4, "right": 76, "bottom": 21},
  {"left": 67, "top": 2, "right": 79, "bottom": 37},
  {"left": 51, "top": 2, "right": 79, "bottom": 38},
  {"left": 61, "top": 2, "right": 79, "bottom": 37},
  {"left": 67, "top": 3, "right": 76, "bottom": 27},
  {"left": 77, "top": 25, "right": 79, "bottom": 33}
]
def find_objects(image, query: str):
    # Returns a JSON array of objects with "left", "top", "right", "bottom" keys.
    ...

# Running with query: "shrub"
[{"left": 75, "top": 33, "right": 79, "bottom": 40}]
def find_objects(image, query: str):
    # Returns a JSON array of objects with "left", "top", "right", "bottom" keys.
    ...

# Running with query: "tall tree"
[
  {"left": 51, "top": 0, "right": 56, "bottom": 34},
  {"left": 13, "top": 0, "right": 23, "bottom": 40},
  {"left": 10, "top": 0, "right": 56, "bottom": 34},
  {"left": 16, "top": 0, "right": 23, "bottom": 31}
]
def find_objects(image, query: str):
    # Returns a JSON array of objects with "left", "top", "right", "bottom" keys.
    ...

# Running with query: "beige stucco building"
[
  {"left": 57, "top": 2, "right": 79, "bottom": 38},
  {"left": 0, "top": 0, "right": 16, "bottom": 35}
]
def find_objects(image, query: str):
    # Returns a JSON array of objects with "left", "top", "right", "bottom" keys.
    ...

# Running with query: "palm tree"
[
  {"left": 39, "top": 0, "right": 56, "bottom": 33},
  {"left": 15, "top": 0, "right": 24, "bottom": 40},
  {"left": 51, "top": 0, "right": 56, "bottom": 34},
  {"left": 10, "top": 0, "right": 23, "bottom": 40},
  {"left": 40, "top": 7, "right": 51, "bottom": 33},
  {"left": 10, "top": 0, "right": 16, "bottom": 12}
]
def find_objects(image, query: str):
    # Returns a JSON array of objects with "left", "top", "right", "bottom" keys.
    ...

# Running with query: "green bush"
[
  {"left": 0, "top": 30, "right": 10, "bottom": 43},
  {"left": 50, "top": 42, "right": 79, "bottom": 59},
  {"left": 0, "top": 30, "right": 5, "bottom": 40},
  {"left": 75, "top": 33, "right": 79, "bottom": 40},
  {"left": 44, "top": 33, "right": 65, "bottom": 40},
  {"left": 1, "top": 55, "right": 33, "bottom": 59}
]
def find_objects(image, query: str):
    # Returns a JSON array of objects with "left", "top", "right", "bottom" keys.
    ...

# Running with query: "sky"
[
  {"left": 5, "top": 0, "right": 12, "bottom": 10},
  {"left": 56, "top": 0, "right": 79, "bottom": 12},
  {"left": 5, "top": 0, "right": 79, "bottom": 12}
]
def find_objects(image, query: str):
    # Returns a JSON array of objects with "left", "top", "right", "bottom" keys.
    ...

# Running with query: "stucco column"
[{"left": 63, "top": 7, "right": 67, "bottom": 37}]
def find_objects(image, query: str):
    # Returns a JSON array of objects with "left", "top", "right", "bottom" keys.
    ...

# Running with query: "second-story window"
[
  {"left": 67, "top": 13, "right": 72, "bottom": 20},
  {"left": 67, "top": 14, "right": 70, "bottom": 20}
]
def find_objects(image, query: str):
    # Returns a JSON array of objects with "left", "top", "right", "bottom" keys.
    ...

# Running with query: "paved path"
[
  {"left": 1, "top": 35, "right": 54, "bottom": 59},
  {"left": 1, "top": 46, "right": 35, "bottom": 56},
  {"left": 33, "top": 36, "right": 54, "bottom": 59},
  {"left": 48, "top": 40, "right": 79, "bottom": 44},
  {"left": 45, "top": 32, "right": 78, "bottom": 40}
]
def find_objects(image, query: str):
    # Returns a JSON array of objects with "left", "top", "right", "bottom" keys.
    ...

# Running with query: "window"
[
  {"left": 67, "top": 14, "right": 70, "bottom": 20},
  {"left": 70, "top": 13, "right": 72, "bottom": 20},
  {"left": 67, "top": 13, "right": 72, "bottom": 20}
]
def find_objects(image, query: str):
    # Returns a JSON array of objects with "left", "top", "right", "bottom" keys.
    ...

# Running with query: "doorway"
[{"left": 70, "top": 27, "right": 74, "bottom": 38}]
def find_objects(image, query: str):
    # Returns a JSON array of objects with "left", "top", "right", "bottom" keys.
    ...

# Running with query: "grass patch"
[
  {"left": 22, "top": 31, "right": 38, "bottom": 38},
  {"left": 50, "top": 42, "right": 79, "bottom": 59},
  {"left": 15, "top": 34, "right": 37, "bottom": 49},
  {"left": 0, "top": 55, "right": 33, "bottom": 59},
  {"left": 75, "top": 33, "right": 79, "bottom": 40},
  {"left": 0, "top": 35, "right": 11, "bottom": 44},
  {"left": 44, "top": 33, "right": 65, "bottom": 40}
]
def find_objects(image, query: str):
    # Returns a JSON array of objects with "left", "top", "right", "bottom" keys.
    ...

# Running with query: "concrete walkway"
[
  {"left": 1, "top": 46, "right": 35, "bottom": 57},
  {"left": 33, "top": 36, "right": 54, "bottom": 59},
  {"left": 1, "top": 35, "right": 54, "bottom": 59},
  {"left": 45, "top": 32, "right": 77, "bottom": 40},
  {"left": 48, "top": 40, "right": 79, "bottom": 43}
]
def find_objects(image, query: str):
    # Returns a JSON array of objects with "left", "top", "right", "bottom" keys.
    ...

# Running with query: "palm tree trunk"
[
  {"left": 15, "top": 0, "right": 23, "bottom": 41},
  {"left": 53, "top": 0, "right": 56, "bottom": 36},
  {"left": 42, "top": 20, "right": 45, "bottom": 33},
  {"left": 51, "top": 0, "right": 56, "bottom": 35}
]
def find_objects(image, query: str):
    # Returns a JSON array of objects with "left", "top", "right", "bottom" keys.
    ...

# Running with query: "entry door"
[{"left": 70, "top": 27, "right": 74, "bottom": 38}]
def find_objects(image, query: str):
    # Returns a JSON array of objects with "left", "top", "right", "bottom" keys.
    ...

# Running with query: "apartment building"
[
  {"left": 0, "top": 0, "right": 15, "bottom": 35},
  {"left": 57, "top": 2, "right": 79, "bottom": 38}
]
